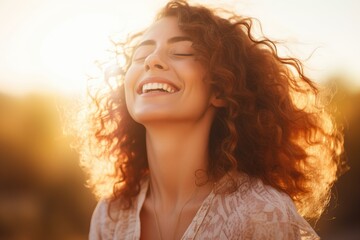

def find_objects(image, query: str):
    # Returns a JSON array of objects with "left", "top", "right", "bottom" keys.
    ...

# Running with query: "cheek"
[
  {"left": 123, "top": 66, "right": 138, "bottom": 113},
  {"left": 186, "top": 61, "right": 206, "bottom": 79},
  {"left": 183, "top": 63, "right": 208, "bottom": 90},
  {"left": 186, "top": 63, "right": 213, "bottom": 102},
  {"left": 124, "top": 66, "right": 139, "bottom": 95}
]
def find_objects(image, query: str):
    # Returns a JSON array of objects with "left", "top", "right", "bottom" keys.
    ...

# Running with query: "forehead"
[{"left": 141, "top": 17, "right": 185, "bottom": 40}]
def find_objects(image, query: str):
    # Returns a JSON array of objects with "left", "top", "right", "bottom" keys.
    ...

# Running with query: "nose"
[{"left": 144, "top": 52, "right": 169, "bottom": 71}]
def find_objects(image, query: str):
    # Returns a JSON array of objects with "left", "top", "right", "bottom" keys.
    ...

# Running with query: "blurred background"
[{"left": 0, "top": 0, "right": 359, "bottom": 239}]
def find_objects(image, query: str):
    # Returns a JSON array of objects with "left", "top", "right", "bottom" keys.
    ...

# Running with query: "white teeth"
[{"left": 141, "top": 82, "right": 176, "bottom": 94}]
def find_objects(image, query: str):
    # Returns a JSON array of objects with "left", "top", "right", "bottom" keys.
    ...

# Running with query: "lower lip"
[{"left": 139, "top": 91, "right": 178, "bottom": 97}]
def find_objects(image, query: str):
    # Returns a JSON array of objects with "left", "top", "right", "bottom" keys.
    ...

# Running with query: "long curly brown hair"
[{"left": 76, "top": 0, "right": 345, "bottom": 220}]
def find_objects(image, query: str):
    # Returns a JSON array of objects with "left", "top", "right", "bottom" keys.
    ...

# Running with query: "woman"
[{"left": 79, "top": 1, "right": 344, "bottom": 239}]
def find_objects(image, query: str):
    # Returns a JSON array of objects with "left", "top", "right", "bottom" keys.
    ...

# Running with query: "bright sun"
[
  {"left": 0, "top": 0, "right": 158, "bottom": 96},
  {"left": 40, "top": 14, "right": 119, "bottom": 95}
]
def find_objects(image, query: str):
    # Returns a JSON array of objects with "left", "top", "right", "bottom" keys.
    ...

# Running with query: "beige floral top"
[{"left": 89, "top": 172, "right": 319, "bottom": 240}]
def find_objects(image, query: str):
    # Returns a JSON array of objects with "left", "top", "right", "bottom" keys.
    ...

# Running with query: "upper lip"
[{"left": 136, "top": 77, "right": 180, "bottom": 94}]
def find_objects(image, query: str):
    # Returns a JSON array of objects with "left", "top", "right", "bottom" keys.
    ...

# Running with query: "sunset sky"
[{"left": 1, "top": 0, "right": 359, "bottom": 96}]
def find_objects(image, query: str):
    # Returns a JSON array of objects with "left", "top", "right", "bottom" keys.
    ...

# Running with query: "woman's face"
[{"left": 124, "top": 17, "right": 219, "bottom": 125}]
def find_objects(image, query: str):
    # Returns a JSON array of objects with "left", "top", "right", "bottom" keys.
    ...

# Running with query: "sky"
[{"left": 0, "top": 0, "right": 359, "bottom": 96}]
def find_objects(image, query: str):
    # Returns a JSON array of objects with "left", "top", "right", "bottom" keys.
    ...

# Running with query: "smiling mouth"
[{"left": 139, "top": 82, "right": 179, "bottom": 94}]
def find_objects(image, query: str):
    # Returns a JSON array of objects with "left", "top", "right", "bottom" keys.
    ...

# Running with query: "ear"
[{"left": 210, "top": 94, "right": 227, "bottom": 108}]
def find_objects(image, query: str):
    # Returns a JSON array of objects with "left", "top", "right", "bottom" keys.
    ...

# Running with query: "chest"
[{"left": 139, "top": 198, "right": 200, "bottom": 240}]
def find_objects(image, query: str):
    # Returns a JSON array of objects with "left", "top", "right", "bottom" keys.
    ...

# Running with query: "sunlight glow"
[
  {"left": 0, "top": 0, "right": 359, "bottom": 96},
  {"left": 40, "top": 14, "right": 117, "bottom": 94}
]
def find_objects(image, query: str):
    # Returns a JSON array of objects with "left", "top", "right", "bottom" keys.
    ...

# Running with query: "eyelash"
[{"left": 174, "top": 53, "right": 194, "bottom": 56}]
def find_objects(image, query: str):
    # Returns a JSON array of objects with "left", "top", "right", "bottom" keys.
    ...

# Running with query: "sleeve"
[
  {"left": 241, "top": 221, "right": 320, "bottom": 240},
  {"left": 231, "top": 192, "right": 320, "bottom": 240},
  {"left": 238, "top": 199, "right": 320, "bottom": 240},
  {"left": 244, "top": 184, "right": 320, "bottom": 240}
]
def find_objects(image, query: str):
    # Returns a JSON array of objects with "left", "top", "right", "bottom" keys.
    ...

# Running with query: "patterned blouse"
[{"left": 89, "top": 172, "right": 319, "bottom": 239}]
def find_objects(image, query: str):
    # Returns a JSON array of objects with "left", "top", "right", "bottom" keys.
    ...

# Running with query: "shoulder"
[
  {"left": 89, "top": 198, "right": 124, "bottom": 240},
  {"left": 213, "top": 172, "right": 319, "bottom": 239},
  {"left": 88, "top": 178, "right": 149, "bottom": 240}
]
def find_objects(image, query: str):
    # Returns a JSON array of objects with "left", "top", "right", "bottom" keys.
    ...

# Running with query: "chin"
[{"left": 130, "top": 110, "right": 178, "bottom": 125}]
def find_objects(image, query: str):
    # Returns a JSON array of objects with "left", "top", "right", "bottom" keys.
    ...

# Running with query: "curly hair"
[{"left": 76, "top": 0, "right": 345, "bottom": 220}]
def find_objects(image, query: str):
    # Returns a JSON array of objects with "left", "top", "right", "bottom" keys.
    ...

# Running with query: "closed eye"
[{"left": 174, "top": 53, "right": 194, "bottom": 56}]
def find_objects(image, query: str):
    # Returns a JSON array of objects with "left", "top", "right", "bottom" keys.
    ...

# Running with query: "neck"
[{"left": 145, "top": 120, "right": 212, "bottom": 209}]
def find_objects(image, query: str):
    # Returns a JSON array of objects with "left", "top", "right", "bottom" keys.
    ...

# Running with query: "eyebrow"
[{"left": 136, "top": 36, "right": 193, "bottom": 48}]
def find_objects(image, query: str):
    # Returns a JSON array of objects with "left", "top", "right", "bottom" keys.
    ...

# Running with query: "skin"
[{"left": 124, "top": 17, "right": 224, "bottom": 239}]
